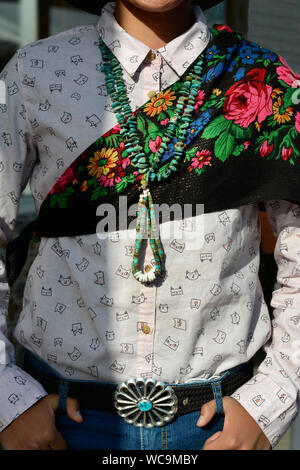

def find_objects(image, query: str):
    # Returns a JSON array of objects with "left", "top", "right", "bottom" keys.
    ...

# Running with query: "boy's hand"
[
  {"left": 0, "top": 394, "right": 82, "bottom": 450},
  {"left": 198, "top": 396, "right": 271, "bottom": 450}
]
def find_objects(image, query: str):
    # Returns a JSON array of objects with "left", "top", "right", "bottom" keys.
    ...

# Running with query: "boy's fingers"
[
  {"left": 197, "top": 400, "right": 216, "bottom": 427},
  {"left": 66, "top": 397, "right": 83, "bottom": 423}
]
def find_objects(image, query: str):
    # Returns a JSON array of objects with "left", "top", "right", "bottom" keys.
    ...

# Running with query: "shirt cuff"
[
  {"left": 0, "top": 364, "right": 48, "bottom": 432},
  {"left": 230, "top": 372, "right": 298, "bottom": 448}
]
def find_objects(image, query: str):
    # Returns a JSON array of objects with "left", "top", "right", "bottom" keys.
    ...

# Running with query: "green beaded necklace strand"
[{"left": 98, "top": 38, "right": 204, "bottom": 284}]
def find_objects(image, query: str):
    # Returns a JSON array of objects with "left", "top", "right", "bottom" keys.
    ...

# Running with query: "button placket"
[
  {"left": 133, "top": 47, "right": 161, "bottom": 373},
  {"left": 135, "top": 242, "right": 157, "bottom": 378},
  {"left": 142, "top": 51, "right": 162, "bottom": 103}
]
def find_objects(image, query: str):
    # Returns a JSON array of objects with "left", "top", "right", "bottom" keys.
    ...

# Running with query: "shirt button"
[
  {"left": 141, "top": 323, "right": 151, "bottom": 335},
  {"left": 148, "top": 50, "right": 157, "bottom": 61},
  {"left": 147, "top": 90, "right": 156, "bottom": 99},
  {"left": 144, "top": 264, "right": 153, "bottom": 272}
]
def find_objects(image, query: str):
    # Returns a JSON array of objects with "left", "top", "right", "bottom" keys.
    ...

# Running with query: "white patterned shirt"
[{"left": 0, "top": 1, "right": 299, "bottom": 449}]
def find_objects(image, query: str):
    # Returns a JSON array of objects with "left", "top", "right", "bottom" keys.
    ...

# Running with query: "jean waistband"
[
  {"left": 22, "top": 347, "right": 254, "bottom": 422},
  {"left": 23, "top": 347, "right": 252, "bottom": 388}
]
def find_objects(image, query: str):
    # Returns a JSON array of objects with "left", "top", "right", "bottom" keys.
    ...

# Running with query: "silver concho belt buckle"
[{"left": 114, "top": 378, "right": 178, "bottom": 428}]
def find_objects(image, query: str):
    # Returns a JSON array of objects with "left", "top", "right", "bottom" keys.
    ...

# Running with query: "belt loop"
[
  {"left": 211, "top": 382, "right": 224, "bottom": 415},
  {"left": 58, "top": 380, "right": 69, "bottom": 412}
]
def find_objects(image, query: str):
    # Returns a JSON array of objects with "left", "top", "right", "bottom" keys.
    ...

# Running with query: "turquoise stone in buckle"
[
  {"left": 114, "top": 378, "right": 178, "bottom": 428},
  {"left": 138, "top": 399, "right": 152, "bottom": 412}
]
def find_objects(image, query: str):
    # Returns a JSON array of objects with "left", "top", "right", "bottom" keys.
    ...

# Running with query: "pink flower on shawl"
[
  {"left": 149, "top": 136, "right": 162, "bottom": 153},
  {"left": 223, "top": 68, "right": 273, "bottom": 128},
  {"left": 277, "top": 57, "right": 300, "bottom": 88},
  {"left": 281, "top": 146, "right": 293, "bottom": 161},
  {"left": 295, "top": 112, "right": 300, "bottom": 134},
  {"left": 260, "top": 140, "right": 274, "bottom": 157}
]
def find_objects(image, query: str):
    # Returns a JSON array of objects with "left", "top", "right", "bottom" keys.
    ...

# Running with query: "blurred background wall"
[{"left": 0, "top": 0, "right": 299, "bottom": 450}]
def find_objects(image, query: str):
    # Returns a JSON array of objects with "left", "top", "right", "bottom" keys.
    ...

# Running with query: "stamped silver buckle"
[{"left": 114, "top": 378, "right": 178, "bottom": 428}]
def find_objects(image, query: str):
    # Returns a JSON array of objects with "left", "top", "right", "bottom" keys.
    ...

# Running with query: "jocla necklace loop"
[{"left": 98, "top": 38, "right": 204, "bottom": 284}]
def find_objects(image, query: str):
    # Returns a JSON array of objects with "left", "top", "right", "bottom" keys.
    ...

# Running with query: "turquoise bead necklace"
[{"left": 98, "top": 37, "right": 204, "bottom": 284}]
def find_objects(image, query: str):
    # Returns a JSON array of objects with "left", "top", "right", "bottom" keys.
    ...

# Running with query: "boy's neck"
[{"left": 114, "top": 0, "right": 195, "bottom": 50}]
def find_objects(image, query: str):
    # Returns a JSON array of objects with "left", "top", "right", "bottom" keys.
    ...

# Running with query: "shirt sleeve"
[
  {"left": 0, "top": 51, "right": 48, "bottom": 433},
  {"left": 231, "top": 200, "right": 300, "bottom": 449}
]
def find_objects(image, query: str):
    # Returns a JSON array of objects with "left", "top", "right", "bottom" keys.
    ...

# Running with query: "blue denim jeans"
[{"left": 23, "top": 350, "right": 242, "bottom": 450}]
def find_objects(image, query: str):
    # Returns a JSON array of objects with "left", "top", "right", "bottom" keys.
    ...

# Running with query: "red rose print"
[{"left": 223, "top": 69, "right": 273, "bottom": 128}]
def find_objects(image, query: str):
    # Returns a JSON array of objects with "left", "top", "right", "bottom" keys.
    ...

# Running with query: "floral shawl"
[{"left": 6, "top": 24, "right": 300, "bottom": 286}]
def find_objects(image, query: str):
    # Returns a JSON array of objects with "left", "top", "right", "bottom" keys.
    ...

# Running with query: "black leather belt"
[{"left": 23, "top": 352, "right": 253, "bottom": 421}]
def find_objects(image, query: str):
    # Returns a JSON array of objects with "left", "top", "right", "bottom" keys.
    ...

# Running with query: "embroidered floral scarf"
[{"left": 6, "top": 24, "right": 300, "bottom": 286}]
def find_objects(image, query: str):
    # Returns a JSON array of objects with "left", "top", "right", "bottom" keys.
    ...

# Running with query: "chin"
[{"left": 124, "top": 0, "right": 188, "bottom": 13}]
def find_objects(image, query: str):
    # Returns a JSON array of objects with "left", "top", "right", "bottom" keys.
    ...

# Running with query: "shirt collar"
[{"left": 96, "top": 1, "right": 211, "bottom": 78}]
